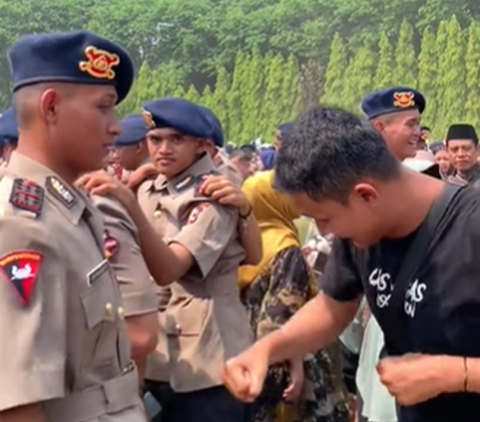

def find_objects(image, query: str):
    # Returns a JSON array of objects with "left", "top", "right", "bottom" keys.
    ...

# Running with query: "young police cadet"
[
  {"left": 0, "top": 106, "right": 19, "bottom": 164},
  {"left": 81, "top": 97, "right": 255, "bottom": 422},
  {"left": 198, "top": 105, "right": 244, "bottom": 185},
  {"left": 361, "top": 87, "right": 425, "bottom": 161},
  {"left": 223, "top": 106, "right": 480, "bottom": 422},
  {"left": 0, "top": 31, "right": 146, "bottom": 422},
  {"left": 113, "top": 114, "right": 152, "bottom": 181}
]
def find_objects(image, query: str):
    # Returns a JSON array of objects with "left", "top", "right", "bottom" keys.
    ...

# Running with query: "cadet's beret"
[
  {"left": 8, "top": 31, "right": 134, "bottom": 104},
  {"left": 277, "top": 122, "right": 295, "bottom": 137},
  {"left": 115, "top": 114, "right": 149, "bottom": 146},
  {"left": 445, "top": 124, "right": 478, "bottom": 144},
  {"left": 361, "top": 87, "right": 426, "bottom": 119},
  {"left": 198, "top": 105, "right": 224, "bottom": 147},
  {"left": 142, "top": 98, "right": 214, "bottom": 139},
  {"left": 0, "top": 107, "right": 19, "bottom": 142}
]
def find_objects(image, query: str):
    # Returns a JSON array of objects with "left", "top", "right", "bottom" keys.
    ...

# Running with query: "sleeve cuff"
[{"left": 0, "top": 367, "right": 65, "bottom": 411}]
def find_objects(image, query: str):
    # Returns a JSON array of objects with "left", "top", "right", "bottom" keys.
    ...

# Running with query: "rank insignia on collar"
[
  {"left": 142, "top": 109, "right": 156, "bottom": 128},
  {"left": 393, "top": 91, "right": 415, "bottom": 108},
  {"left": 0, "top": 250, "right": 43, "bottom": 307},
  {"left": 45, "top": 176, "right": 77, "bottom": 209},
  {"left": 9, "top": 178, "right": 44, "bottom": 217},
  {"left": 79, "top": 46, "right": 120, "bottom": 80},
  {"left": 174, "top": 175, "right": 194, "bottom": 191},
  {"left": 103, "top": 230, "right": 119, "bottom": 259}
]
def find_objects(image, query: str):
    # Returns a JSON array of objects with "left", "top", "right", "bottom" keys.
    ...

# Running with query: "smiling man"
[{"left": 361, "top": 87, "right": 425, "bottom": 161}]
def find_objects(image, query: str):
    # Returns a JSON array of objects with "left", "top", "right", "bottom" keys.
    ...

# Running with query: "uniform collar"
[
  {"left": 212, "top": 148, "right": 224, "bottom": 168},
  {"left": 150, "top": 153, "right": 215, "bottom": 194},
  {"left": 6, "top": 151, "right": 90, "bottom": 225}
]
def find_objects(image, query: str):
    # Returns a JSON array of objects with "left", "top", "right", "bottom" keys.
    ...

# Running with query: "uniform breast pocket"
[
  {"left": 81, "top": 260, "right": 118, "bottom": 330},
  {"left": 166, "top": 297, "right": 210, "bottom": 337}
]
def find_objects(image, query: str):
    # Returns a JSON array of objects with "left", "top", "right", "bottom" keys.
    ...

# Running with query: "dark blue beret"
[
  {"left": 115, "top": 114, "right": 149, "bottom": 146},
  {"left": 142, "top": 98, "right": 214, "bottom": 139},
  {"left": 361, "top": 87, "right": 426, "bottom": 119},
  {"left": 8, "top": 31, "right": 134, "bottom": 104},
  {"left": 198, "top": 105, "right": 224, "bottom": 147},
  {"left": 277, "top": 122, "right": 295, "bottom": 138},
  {"left": 0, "top": 107, "right": 19, "bottom": 143}
]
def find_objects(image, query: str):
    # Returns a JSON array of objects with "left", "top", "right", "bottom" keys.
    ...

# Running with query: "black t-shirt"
[{"left": 321, "top": 187, "right": 480, "bottom": 422}]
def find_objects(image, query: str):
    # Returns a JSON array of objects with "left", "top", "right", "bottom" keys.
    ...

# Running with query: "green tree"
[
  {"left": 211, "top": 67, "right": 231, "bottom": 139},
  {"left": 464, "top": 22, "right": 480, "bottom": 128},
  {"left": 436, "top": 16, "right": 466, "bottom": 135},
  {"left": 239, "top": 48, "right": 265, "bottom": 141},
  {"left": 393, "top": 20, "right": 417, "bottom": 86},
  {"left": 417, "top": 28, "right": 437, "bottom": 127},
  {"left": 322, "top": 33, "right": 347, "bottom": 106},
  {"left": 373, "top": 33, "right": 394, "bottom": 89},
  {"left": 341, "top": 45, "right": 376, "bottom": 112},
  {"left": 259, "top": 54, "right": 285, "bottom": 142}
]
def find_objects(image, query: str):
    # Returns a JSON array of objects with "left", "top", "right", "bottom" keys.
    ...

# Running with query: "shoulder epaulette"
[
  {"left": 8, "top": 178, "right": 44, "bottom": 217},
  {"left": 174, "top": 171, "right": 218, "bottom": 194}
]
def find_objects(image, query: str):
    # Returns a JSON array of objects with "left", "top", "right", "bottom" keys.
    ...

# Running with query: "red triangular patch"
[{"left": 0, "top": 251, "right": 43, "bottom": 307}]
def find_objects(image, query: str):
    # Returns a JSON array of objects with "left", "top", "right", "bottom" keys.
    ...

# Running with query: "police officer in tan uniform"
[
  {"left": 198, "top": 105, "right": 244, "bottom": 185},
  {"left": 0, "top": 107, "right": 18, "bottom": 165},
  {"left": 92, "top": 114, "right": 159, "bottom": 384},
  {"left": 0, "top": 31, "right": 145, "bottom": 422},
  {"left": 80, "top": 98, "right": 254, "bottom": 422},
  {"left": 113, "top": 114, "right": 152, "bottom": 183},
  {"left": 93, "top": 194, "right": 159, "bottom": 383}
]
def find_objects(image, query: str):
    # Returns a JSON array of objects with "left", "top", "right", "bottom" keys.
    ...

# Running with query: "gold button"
[
  {"left": 117, "top": 306, "right": 125, "bottom": 320},
  {"left": 153, "top": 210, "right": 162, "bottom": 218},
  {"left": 105, "top": 302, "right": 113, "bottom": 316}
]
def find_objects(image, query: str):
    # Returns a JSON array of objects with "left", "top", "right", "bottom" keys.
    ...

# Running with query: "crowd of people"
[{"left": 0, "top": 29, "right": 480, "bottom": 422}]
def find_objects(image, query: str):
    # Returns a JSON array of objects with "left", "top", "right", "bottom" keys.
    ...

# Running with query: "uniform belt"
[{"left": 44, "top": 366, "right": 141, "bottom": 422}]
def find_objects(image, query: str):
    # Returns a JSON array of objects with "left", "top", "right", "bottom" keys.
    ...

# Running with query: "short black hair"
[
  {"left": 429, "top": 141, "right": 445, "bottom": 155},
  {"left": 240, "top": 144, "right": 257, "bottom": 153},
  {"left": 230, "top": 148, "right": 254, "bottom": 164},
  {"left": 275, "top": 106, "right": 401, "bottom": 203}
]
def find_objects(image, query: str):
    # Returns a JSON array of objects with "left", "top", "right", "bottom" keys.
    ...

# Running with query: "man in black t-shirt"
[{"left": 222, "top": 106, "right": 480, "bottom": 422}]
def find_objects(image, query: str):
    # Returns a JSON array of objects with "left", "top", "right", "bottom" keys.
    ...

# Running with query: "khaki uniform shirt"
[
  {"left": 0, "top": 152, "right": 145, "bottom": 422},
  {"left": 213, "top": 148, "right": 243, "bottom": 185},
  {"left": 140, "top": 154, "right": 253, "bottom": 392},
  {"left": 93, "top": 195, "right": 157, "bottom": 318}
]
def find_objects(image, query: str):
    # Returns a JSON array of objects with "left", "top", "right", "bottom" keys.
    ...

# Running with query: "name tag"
[{"left": 86, "top": 259, "right": 109, "bottom": 287}]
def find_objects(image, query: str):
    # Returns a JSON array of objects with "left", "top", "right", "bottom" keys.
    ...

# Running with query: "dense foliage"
[{"left": 0, "top": 0, "right": 477, "bottom": 142}]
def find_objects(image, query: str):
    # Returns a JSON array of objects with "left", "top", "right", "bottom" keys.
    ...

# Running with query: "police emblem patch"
[
  {"left": 78, "top": 46, "right": 120, "bottom": 80},
  {"left": 103, "top": 229, "right": 119, "bottom": 259},
  {"left": 0, "top": 250, "right": 43, "bottom": 307},
  {"left": 142, "top": 109, "right": 156, "bottom": 128},
  {"left": 187, "top": 203, "right": 211, "bottom": 225},
  {"left": 46, "top": 176, "right": 77, "bottom": 208},
  {"left": 9, "top": 178, "right": 44, "bottom": 217},
  {"left": 393, "top": 91, "right": 415, "bottom": 109}
]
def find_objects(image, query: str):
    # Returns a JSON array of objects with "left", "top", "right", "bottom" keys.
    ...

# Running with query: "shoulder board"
[
  {"left": 174, "top": 171, "right": 218, "bottom": 194},
  {"left": 8, "top": 178, "right": 44, "bottom": 218}
]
